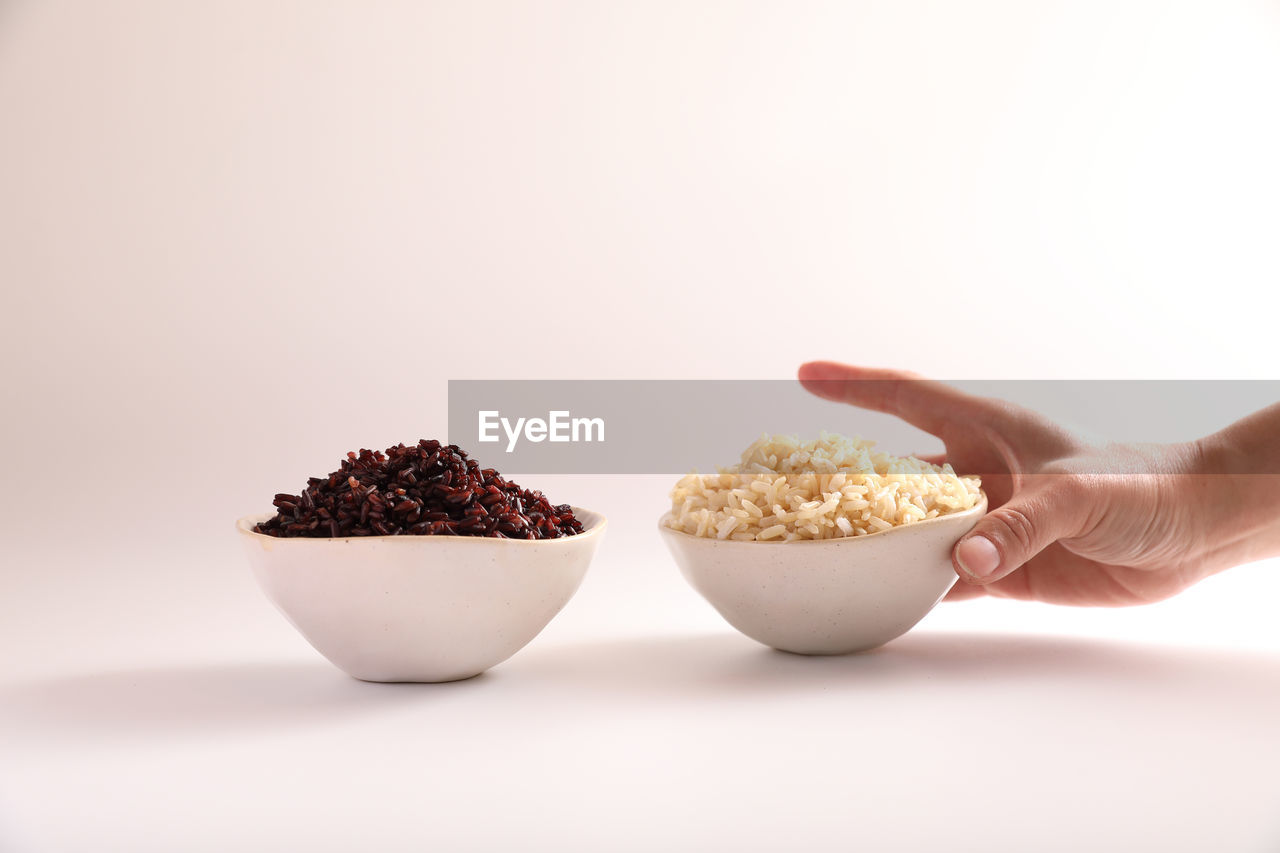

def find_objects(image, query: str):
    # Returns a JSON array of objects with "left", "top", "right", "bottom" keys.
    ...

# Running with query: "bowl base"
[
  {"left": 769, "top": 643, "right": 887, "bottom": 657},
  {"left": 349, "top": 669, "right": 487, "bottom": 684}
]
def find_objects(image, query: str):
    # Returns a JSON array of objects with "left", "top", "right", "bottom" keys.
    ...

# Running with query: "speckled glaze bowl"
[
  {"left": 237, "top": 508, "right": 606, "bottom": 682},
  {"left": 659, "top": 496, "right": 986, "bottom": 655}
]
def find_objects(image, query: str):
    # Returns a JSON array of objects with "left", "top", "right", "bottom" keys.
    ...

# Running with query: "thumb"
[{"left": 952, "top": 479, "right": 1088, "bottom": 584}]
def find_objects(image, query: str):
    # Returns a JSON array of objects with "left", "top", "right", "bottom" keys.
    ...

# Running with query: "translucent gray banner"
[{"left": 446, "top": 380, "right": 1280, "bottom": 474}]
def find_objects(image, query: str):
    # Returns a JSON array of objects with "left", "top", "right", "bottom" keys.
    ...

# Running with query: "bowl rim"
[
  {"left": 657, "top": 492, "right": 987, "bottom": 546},
  {"left": 237, "top": 505, "right": 607, "bottom": 544}
]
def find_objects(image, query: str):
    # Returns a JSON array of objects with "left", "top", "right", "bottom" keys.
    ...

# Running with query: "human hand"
[{"left": 798, "top": 361, "right": 1280, "bottom": 605}]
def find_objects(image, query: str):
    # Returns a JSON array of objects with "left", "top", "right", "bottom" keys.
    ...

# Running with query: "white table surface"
[
  {"left": 4, "top": 483, "right": 1278, "bottom": 853},
  {"left": 3, "top": 3, "right": 1280, "bottom": 850}
]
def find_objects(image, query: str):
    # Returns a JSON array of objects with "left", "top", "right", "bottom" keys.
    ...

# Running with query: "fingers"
[
  {"left": 913, "top": 452, "right": 948, "bottom": 467},
  {"left": 975, "top": 545, "right": 1168, "bottom": 606},
  {"left": 799, "top": 361, "right": 1096, "bottom": 588},
  {"left": 952, "top": 478, "right": 1091, "bottom": 586},
  {"left": 797, "top": 361, "right": 983, "bottom": 437}
]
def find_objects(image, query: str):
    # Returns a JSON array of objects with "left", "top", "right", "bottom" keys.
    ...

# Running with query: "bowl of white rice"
[{"left": 659, "top": 432, "right": 986, "bottom": 655}]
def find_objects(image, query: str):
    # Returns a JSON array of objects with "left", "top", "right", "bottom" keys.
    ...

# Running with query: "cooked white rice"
[{"left": 666, "top": 432, "right": 982, "bottom": 542}]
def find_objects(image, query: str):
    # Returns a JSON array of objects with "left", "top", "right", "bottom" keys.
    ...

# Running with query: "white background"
[{"left": 2, "top": 2, "right": 1279, "bottom": 851}]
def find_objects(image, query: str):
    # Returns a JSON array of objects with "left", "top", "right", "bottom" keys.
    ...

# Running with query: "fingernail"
[
  {"left": 956, "top": 535, "right": 1000, "bottom": 579},
  {"left": 801, "top": 363, "right": 839, "bottom": 379}
]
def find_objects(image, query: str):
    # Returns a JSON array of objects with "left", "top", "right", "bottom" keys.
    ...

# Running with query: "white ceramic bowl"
[
  {"left": 659, "top": 496, "right": 986, "bottom": 655},
  {"left": 237, "top": 508, "right": 606, "bottom": 682}
]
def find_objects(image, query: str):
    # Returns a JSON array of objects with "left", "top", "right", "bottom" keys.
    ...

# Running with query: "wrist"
[
  {"left": 1197, "top": 402, "right": 1280, "bottom": 477},
  {"left": 1189, "top": 431, "right": 1280, "bottom": 567},
  {"left": 1193, "top": 431, "right": 1246, "bottom": 477}
]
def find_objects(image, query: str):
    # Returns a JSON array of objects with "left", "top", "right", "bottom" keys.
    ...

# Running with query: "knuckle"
[
  {"left": 1045, "top": 473, "right": 1097, "bottom": 534},
  {"left": 1048, "top": 470, "right": 1090, "bottom": 502},
  {"left": 987, "top": 504, "right": 1038, "bottom": 553}
]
